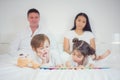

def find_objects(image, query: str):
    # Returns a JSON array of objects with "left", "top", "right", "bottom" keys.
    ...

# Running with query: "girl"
[
  {"left": 66, "top": 38, "right": 110, "bottom": 68},
  {"left": 64, "top": 13, "right": 95, "bottom": 54},
  {"left": 31, "top": 34, "right": 61, "bottom": 67}
]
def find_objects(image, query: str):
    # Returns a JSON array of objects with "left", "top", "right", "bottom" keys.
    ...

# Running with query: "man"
[{"left": 10, "top": 8, "right": 57, "bottom": 56}]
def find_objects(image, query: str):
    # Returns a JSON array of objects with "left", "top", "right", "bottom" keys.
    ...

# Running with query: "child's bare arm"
[{"left": 96, "top": 50, "right": 111, "bottom": 60}]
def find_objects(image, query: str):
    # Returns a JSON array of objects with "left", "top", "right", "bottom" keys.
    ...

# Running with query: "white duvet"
[{"left": 0, "top": 54, "right": 120, "bottom": 80}]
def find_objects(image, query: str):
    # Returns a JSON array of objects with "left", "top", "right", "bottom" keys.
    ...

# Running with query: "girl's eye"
[
  {"left": 78, "top": 55, "right": 82, "bottom": 58},
  {"left": 73, "top": 52, "right": 75, "bottom": 55}
]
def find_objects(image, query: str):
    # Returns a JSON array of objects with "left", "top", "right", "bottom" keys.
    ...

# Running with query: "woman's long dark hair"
[{"left": 71, "top": 13, "right": 92, "bottom": 32}]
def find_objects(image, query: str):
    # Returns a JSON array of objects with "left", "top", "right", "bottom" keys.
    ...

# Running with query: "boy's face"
[
  {"left": 35, "top": 40, "right": 50, "bottom": 59},
  {"left": 72, "top": 50, "right": 84, "bottom": 63}
]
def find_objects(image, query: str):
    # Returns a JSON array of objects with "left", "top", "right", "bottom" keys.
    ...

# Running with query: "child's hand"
[
  {"left": 55, "top": 64, "right": 64, "bottom": 68},
  {"left": 89, "top": 64, "right": 94, "bottom": 68},
  {"left": 40, "top": 54, "right": 47, "bottom": 60},
  {"left": 77, "top": 65, "right": 85, "bottom": 69},
  {"left": 39, "top": 52, "right": 49, "bottom": 63},
  {"left": 31, "top": 61, "right": 40, "bottom": 69}
]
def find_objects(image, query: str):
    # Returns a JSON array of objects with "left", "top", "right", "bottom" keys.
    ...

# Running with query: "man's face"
[{"left": 27, "top": 12, "right": 40, "bottom": 27}]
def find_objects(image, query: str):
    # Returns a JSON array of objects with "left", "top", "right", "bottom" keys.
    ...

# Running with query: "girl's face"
[
  {"left": 36, "top": 40, "right": 50, "bottom": 59},
  {"left": 76, "top": 16, "right": 86, "bottom": 30},
  {"left": 72, "top": 50, "right": 84, "bottom": 63},
  {"left": 28, "top": 12, "right": 40, "bottom": 27}
]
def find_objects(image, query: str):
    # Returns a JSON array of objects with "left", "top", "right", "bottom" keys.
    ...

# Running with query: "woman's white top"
[{"left": 64, "top": 30, "right": 95, "bottom": 52}]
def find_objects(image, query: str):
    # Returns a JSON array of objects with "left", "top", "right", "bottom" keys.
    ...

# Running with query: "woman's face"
[
  {"left": 36, "top": 40, "right": 50, "bottom": 59},
  {"left": 75, "top": 16, "right": 86, "bottom": 30},
  {"left": 72, "top": 50, "right": 84, "bottom": 63},
  {"left": 27, "top": 12, "right": 40, "bottom": 27}
]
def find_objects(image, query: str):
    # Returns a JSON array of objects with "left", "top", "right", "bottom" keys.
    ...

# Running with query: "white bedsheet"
[{"left": 0, "top": 54, "right": 120, "bottom": 80}]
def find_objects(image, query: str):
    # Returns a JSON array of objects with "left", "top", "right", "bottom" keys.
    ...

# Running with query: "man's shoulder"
[
  {"left": 38, "top": 27, "right": 51, "bottom": 34},
  {"left": 66, "top": 30, "right": 74, "bottom": 34}
]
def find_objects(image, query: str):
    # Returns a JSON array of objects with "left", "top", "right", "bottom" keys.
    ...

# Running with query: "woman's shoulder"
[
  {"left": 84, "top": 31, "right": 93, "bottom": 34},
  {"left": 84, "top": 31, "right": 95, "bottom": 37}
]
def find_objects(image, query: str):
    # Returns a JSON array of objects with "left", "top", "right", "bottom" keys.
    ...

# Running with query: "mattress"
[{"left": 0, "top": 54, "right": 120, "bottom": 80}]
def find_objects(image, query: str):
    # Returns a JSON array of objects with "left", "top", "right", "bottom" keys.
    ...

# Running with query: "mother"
[{"left": 64, "top": 13, "right": 95, "bottom": 54}]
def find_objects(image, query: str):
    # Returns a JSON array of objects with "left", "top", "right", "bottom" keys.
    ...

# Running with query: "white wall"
[{"left": 0, "top": 0, "right": 120, "bottom": 53}]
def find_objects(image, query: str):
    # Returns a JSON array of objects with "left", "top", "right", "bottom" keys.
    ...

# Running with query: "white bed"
[
  {"left": 0, "top": 43, "right": 120, "bottom": 80},
  {"left": 0, "top": 52, "right": 120, "bottom": 80}
]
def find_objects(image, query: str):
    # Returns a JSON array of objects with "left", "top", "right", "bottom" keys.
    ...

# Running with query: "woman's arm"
[
  {"left": 90, "top": 38, "right": 96, "bottom": 50},
  {"left": 64, "top": 37, "right": 71, "bottom": 54}
]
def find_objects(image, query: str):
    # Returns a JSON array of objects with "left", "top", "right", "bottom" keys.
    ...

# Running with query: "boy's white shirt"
[{"left": 35, "top": 50, "right": 62, "bottom": 67}]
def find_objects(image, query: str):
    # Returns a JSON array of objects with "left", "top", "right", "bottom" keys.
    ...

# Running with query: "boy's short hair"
[
  {"left": 31, "top": 34, "right": 50, "bottom": 50},
  {"left": 27, "top": 8, "right": 40, "bottom": 17}
]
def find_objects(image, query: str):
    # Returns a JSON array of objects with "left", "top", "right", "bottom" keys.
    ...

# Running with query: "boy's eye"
[
  {"left": 46, "top": 46, "right": 49, "bottom": 48},
  {"left": 39, "top": 47, "right": 44, "bottom": 50},
  {"left": 78, "top": 56, "right": 81, "bottom": 58}
]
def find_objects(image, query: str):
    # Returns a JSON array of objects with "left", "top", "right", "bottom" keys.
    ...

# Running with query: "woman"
[{"left": 64, "top": 13, "right": 95, "bottom": 54}]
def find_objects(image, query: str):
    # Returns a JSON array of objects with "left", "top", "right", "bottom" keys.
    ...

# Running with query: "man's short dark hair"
[{"left": 27, "top": 8, "right": 40, "bottom": 17}]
